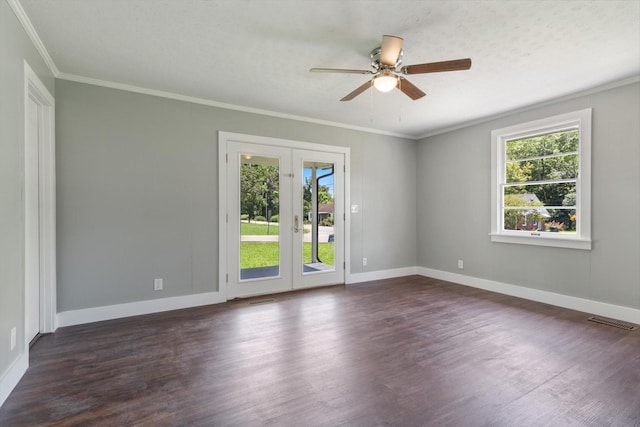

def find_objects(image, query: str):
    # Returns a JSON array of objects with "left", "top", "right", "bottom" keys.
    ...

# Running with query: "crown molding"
[
  {"left": 9, "top": 0, "right": 411, "bottom": 139},
  {"left": 417, "top": 75, "right": 640, "bottom": 140},
  {"left": 14, "top": 0, "right": 636, "bottom": 142},
  {"left": 56, "top": 72, "right": 415, "bottom": 140},
  {"left": 7, "top": 0, "right": 59, "bottom": 77}
]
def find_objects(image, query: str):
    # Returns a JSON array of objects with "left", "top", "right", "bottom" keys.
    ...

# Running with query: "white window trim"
[{"left": 490, "top": 108, "right": 592, "bottom": 250}]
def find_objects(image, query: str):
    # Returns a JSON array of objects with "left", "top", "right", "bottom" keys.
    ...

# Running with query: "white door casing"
[
  {"left": 23, "top": 61, "right": 57, "bottom": 347},
  {"left": 25, "top": 95, "right": 40, "bottom": 343}
]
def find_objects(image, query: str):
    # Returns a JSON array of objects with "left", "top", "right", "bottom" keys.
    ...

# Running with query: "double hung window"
[{"left": 490, "top": 109, "right": 592, "bottom": 250}]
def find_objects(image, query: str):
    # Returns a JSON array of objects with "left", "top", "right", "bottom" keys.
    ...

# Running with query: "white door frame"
[
  {"left": 218, "top": 132, "right": 351, "bottom": 299},
  {"left": 23, "top": 61, "right": 57, "bottom": 343}
]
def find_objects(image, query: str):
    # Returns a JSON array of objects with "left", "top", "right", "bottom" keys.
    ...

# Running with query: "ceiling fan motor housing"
[{"left": 370, "top": 46, "right": 404, "bottom": 71}]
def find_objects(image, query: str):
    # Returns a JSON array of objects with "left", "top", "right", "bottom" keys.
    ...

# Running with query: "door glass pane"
[
  {"left": 302, "top": 161, "right": 335, "bottom": 274},
  {"left": 239, "top": 155, "right": 280, "bottom": 280}
]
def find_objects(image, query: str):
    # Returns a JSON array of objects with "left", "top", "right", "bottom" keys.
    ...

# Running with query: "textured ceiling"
[{"left": 17, "top": 0, "right": 640, "bottom": 138}]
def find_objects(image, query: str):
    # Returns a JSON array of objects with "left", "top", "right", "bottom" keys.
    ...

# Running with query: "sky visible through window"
[{"left": 304, "top": 167, "right": 334, "bottom": 197}]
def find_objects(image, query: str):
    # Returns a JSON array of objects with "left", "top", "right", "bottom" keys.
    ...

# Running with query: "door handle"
[{"left": 294, "top": 215, "right": 299, "bottom": 233}]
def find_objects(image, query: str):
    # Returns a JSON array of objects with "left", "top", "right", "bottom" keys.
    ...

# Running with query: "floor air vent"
[
  {"left": 248, "top": 298, "right": 277, "bottom": 305},
  {"left": 587, "top": 316, "right": 638, "bottom": 331}
]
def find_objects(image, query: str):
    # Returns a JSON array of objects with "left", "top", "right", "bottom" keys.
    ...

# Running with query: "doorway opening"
[{"left": 219, "top": 132, "right": 350, "bottom": 299}]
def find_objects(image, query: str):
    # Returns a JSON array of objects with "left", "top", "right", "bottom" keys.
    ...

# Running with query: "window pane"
[
  {"left": 503, "top": 208, "right": 576, "bottom": 232},
  {"left": 506, "top": 154, "right": 578, "bottom": 183},
  {"left": 504, "top": 182, "right": 576, "bottom": 206},
  {"left": 506, "top": 129, "right": 579, "bottom": 161},
  {"left": 302, "top": 161, "right": 335, "bottom": 274},
  {"left": 503, "top": 184, "right": 577, "bottom": 231},
  {"left": 239, "top": 155, "right": 280, "bottom": 280}
]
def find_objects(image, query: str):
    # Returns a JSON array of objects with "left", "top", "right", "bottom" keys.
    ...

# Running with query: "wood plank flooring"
[{"left": 1, "top": 275, "right": 639, "bottom": 426}]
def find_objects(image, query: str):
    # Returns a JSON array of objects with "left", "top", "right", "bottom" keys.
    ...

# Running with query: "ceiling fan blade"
[
  {"left": 398, "top": 77, "right": 426, "bottom": 100},
  {"left": 380, "top": 35, "right": 404, "bottom": 66},
  {"left": 310, "top": 68, "right": 373, "bottom": 74},
  {"left": 340, "top": 80, "right": 372, "bottom": 101},
  {"left": 401, "top": 58, "right": 472, "bottom": 75}
]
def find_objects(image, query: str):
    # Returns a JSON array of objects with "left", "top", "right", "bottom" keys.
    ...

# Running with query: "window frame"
[{"left": 490, "top": 108, "right": 592, "bottom": 250}]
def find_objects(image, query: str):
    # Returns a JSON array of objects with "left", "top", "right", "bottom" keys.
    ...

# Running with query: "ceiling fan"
[{"left": 310, "top": 35, "right": 471, "bottom": 101}]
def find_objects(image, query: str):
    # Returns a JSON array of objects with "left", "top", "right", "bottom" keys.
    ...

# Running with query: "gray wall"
[
  {"left": 55, "top": 80, "right": 417, "bottom": 311},
  {"left": 0, "top": 1, "right": 55, "bottom": 383},
  {"left": 417, "top": 82, "right": 640, "bottom": 310}
]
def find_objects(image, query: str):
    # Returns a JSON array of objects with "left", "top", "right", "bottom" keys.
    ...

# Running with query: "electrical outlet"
[
  {"left": 10, "top": 327, "right": 16, "bottom": 350},
  {"left": 458, "top": 259, "right": 464, "bottom": 269},
  {"left": 154, "top": 278, "right": 163, "bottom": 291},
  {"left": 362, "top": 257, "right": 368, "bottom": 267}
]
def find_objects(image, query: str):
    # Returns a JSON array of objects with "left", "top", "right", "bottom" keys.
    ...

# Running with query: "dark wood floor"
[{"left": 1, "top": 276, "right": 639, "bottom": 426}]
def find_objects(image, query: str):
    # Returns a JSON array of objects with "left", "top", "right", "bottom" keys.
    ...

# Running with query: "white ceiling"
[{"left": 17, "top": 0, "right": 640, "bottom": 138}]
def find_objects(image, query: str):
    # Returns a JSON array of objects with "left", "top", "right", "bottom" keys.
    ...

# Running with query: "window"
[{"left": 491, "top": 109, "right": 592, "bottom": 250}]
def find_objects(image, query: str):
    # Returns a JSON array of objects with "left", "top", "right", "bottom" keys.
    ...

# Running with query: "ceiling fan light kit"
[
  {"left": 311, "top": 35, "right": 472, "bottom": 101},
  {"left": 373, "top": 70, "right": 398, "bottom": 92}
]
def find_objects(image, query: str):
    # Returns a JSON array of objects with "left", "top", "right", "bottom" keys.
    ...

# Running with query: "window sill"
[{"left": 489, "top": 233, "right": 592, "bottom": 250}]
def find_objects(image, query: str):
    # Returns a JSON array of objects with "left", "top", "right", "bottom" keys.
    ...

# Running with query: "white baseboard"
[
  {"left": 55, "top": 268, "right": 640, "bottom": 328},
  {"left": 417, "top": 267, "right": 640, "bottom": 325},
  {"left": 57, "top": 291, "right": 226, "bottom": 327},
  {"left": 56, "top": 268, "right": 413, "bottom": 327},
  {"left": 0, "top": 351, "right": 28, "bottom": 408},
  {"left": 347, "top": 266, "right": 417, "bottom": 284}
]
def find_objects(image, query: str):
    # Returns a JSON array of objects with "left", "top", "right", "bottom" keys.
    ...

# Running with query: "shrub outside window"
[{"left": 491, "top": 109, "right": 592, "bottom": 250}]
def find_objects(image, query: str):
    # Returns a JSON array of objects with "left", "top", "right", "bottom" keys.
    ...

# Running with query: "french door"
[{"left": 222, "top": 135, "right": 345, "bottom": 299}]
